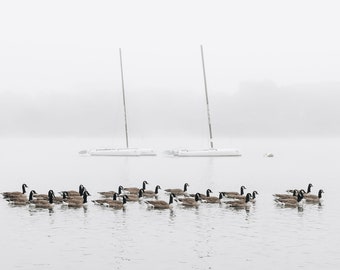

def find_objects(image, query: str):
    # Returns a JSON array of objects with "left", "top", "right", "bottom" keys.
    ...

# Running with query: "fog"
[{"left": 0, "top": 0, "right": 339, "bottom": 138}]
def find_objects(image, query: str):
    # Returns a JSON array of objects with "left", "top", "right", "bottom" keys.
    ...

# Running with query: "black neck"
[
  {"left": 83, "top": 193, "right": 88, "bottom": 203},
  {"left": 307, "top": 184, "right": 312, "bottom": 193},
  {"left": 29, "top": 191, "right": 35, "bottom": 201},
  {"left": 219, "top": 193, "right": 223, "bottom": 199},
  {"left": 22, "top": 184, "right": 27, "bottom": 194},
  {"left": 62, "top": 192, "right": 68, "bottom": 199},
  {"left": 245, "top": 193, "right": 251, "bottom": 203},
  {"left": 122, "top": 196, "right": 127, "bottom": 204},
  {"left": 113, "top": 193, "right": 118, "bottom": 201},
  {"left": 318, "top": 190, "right": 323, "bottom": 198},
  {"left": 142, "top": 181, "right": 147, "bottom": 190},
  {"left": 184, "top": 184, "right": 188, "bottom": 192},
  {"left": 155, "top": 185, "right": 160, "bottom": 194},
  {"left": 240, "top": 186, "right": 245, "bottom": 195},
  {"left": 206, "top": 189, "right": 211, "bottom": 197},
  {"left": 48, "top": 191, "right": 54, "bottom": 204},
  {"left": 79, "top": 185, "right": 84, "bottom": 196},
  {"left": 195, "top": 193, "right": 200, "bottom": 201},
  {"left": 169, "top": 194, "right": 174, "bottom": 204}
]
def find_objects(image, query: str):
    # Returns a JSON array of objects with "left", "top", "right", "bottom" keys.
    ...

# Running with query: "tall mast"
[
  {"left": 200, "top": 45, "right": 214, "bottom": 149},
  {"left": 119, "top": 48, "right": 129, "bottom": 148}
]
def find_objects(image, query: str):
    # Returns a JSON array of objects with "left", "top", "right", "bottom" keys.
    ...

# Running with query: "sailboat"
[
  {"left": 79, "top": 49, "right": 156, "bottom": 157},
  {"left": 167, "top": 45, "right": 241, "bottom": 157}
]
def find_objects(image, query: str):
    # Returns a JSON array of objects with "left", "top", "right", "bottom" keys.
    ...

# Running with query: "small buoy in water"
[{"left": 264, "top": 153, "right": 274, "bottom": 157}]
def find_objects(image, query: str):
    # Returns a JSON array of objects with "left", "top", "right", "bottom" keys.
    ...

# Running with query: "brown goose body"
[
  {"left": 143, "top": 185, "right": 161, "bottom": 198},
  {"left": 225, "top": 193, "right": 252, "bottom": 208},
  {"left": 105, "top": 195, "right": 128, "bottom": 209},
  {"left": 223, "top": 186, "right": 246, "bottom": 198},
  {"left": 145, "top": 193, "right": 176, "bottom": 209},
  {"left": 178, "top": 193, "right": 201, "bottom": 207},
  {"left": 165, "top": 183, "right": 189, "bottom": 196},
  {"left": 124, "top": 181, "right": 148, "bottom": 195},
  {"left": 2, "top": 184, "right": 28, "bottom": 200}
]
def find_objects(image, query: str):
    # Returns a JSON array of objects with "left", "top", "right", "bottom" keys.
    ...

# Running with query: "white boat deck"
[{"left": 79, "top": 148, "right": 156, "bottom": 156}]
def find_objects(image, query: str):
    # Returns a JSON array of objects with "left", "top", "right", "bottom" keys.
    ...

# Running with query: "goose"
[
  {"left": 60, "top": 184, "right": 85, "bottom": 197},
  {"left": 200, "top": 190, "right": 225, "bottom": 204},
  {"left": 8, "top": 190, "right": 37, "bottom": 205},
  {"left": 124, "top": 181, "right": 148, "bottom": 195},
  {"left": 164, "top": 183, "right": 189, "bottom": 196},
  {"left": 64, "top": 190, "right": 91, "bottom": 208},
  {"left": 229, "top": 190, "right": 258, "bottom": 201},
  {"left": 105, "top": 195, "right": 128, "bottom": 209},
  {"left": 305, "top": 189, "right": 324, "bottom": 203},
  {"left": 178, "top": 193, "right": 201, "bottom": 207},
  {"left": 145, "top": 193, "right": 176, "bottom": 209},
  {"left": 92, "top": 193, "right": 120, "bottom": 205},
  {"left": 275, "top": 191, "right": 304, "bottom": 208},
  {"left": 250, "top": 191, "right": 259, "bottom": 202},
  {"left": 143, "top": 185, "right": 162, "bottom": 198},
  {"left": 273, "top": 189, "right": 299, "bottom": 199},
  {"left": 98, "top": 190, "right": 116, "bottom": 198},
  {"left": 2, "top": 184, "right": 28, "bottom": 199},
  {"left": 29, "top": 190, "right": 55, "bottom": 209},
  {"left": 223, "top": 186, "right": 246, "bottom": 198},
  {"left": 126, "top": 189, "right": 144, "bottom": 202},
  {"left": 225, "top": 193, "right": 252, "bottom": 209}
]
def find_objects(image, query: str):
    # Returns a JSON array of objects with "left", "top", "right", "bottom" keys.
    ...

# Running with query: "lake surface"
[{"left": 1, "top": 137, "right": 339, "bottom": 269}]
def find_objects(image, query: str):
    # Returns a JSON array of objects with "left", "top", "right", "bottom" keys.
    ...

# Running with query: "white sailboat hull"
[
  {"left": 79, "top": 148, "right": 156, "bottom": 156},
  {"left": 167, "top": 148, "right": 241, "bottom": 157}
]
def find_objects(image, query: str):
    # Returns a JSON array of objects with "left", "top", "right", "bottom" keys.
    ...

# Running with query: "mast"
[
  {"left": 200, "top": 45, "right": 214, "bottom": 149},
  {"left": 119, "top": 48, "right": 129, "bottom": 148}
]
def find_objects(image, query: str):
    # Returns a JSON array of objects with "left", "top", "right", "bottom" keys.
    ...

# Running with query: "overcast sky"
[{"left": 0, "top": 1, "right": 339, "bottom": 137}]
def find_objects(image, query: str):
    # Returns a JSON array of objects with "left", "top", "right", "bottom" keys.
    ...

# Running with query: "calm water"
[{"left": 1, "top": 137, "right": 340, "bottom": 269}]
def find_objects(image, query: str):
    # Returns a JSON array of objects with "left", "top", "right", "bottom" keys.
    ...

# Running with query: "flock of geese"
[
  {"left": 273, "top": 183, "right": 324, "bottom": 208},
  {"left": 1, "top": 182, "right": 324, "bottom": 211}
]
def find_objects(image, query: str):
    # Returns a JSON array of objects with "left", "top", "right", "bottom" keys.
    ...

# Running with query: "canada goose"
[
  {"left": 246, "top": 191, "right": 259, "bottom": 202},
  {"left": 223, "top": 186, "right": 246, "bottom": 198},
  {"left": 124, "top": 181, "right": 148, "bottom": 195},
  {"left": 64, "top": 190, "right": 91, "bottom": 208},
  {"left": 104, "top": 195, "right": 128, "bottom": 209},
  {"left": 225, "top": 193, "right": 252, "bottom": 208},
  {"left": 8, "top": 190, "right": 37, "bottom": 205},
  {"left": 60, "top": 184, "right": 85, "bottom": 197},
  {"left": 143, "top": 185, "right": 162, "bottom": 198},
  {"left": 273, "top": 189, "right": 299, "bottom": 199},
  {"left": 98, "top": 190, "right": 116, "bottom": 198},
  {"left": 30, "top": 190, "right": 55, "bottom": 209},
  {"left": 201, "top": 190, "right": 225, "bottom": 204},
  {"left": 275, "top": 191, "right": 304, "bottom": 208},
  {"left": 92, "top": 193, "right": 119, "bottom": 205},
  {"left": 165, "top": 183, "right": 189, "bottom": 196},
  {"left": 178, "top": 193, "right": 201, "bottom": 207},
  {"left": 230, "top": 190, "right": 258, "bottom": 201},
  {"left": 305, "top": 189, "right": 324, "bottom": 203},
  {"left": 145, "top": 193, "right": 176, "bottom": 209},
  {"left": 124, "top": 189, "right": 144, "bottom": 202},
  {"left": 2, "top": 184, "right": 28, "bottom": 199}
]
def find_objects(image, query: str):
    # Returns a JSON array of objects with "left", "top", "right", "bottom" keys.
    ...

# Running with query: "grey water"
[{"left": 1, "top": 137, "right": 340, "bottom": 269}]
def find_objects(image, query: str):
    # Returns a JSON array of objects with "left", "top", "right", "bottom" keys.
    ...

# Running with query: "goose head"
[
  {"left": 22, "top": 184, "right": 28, "bottom": 194},
  {"left": 240, "top": 186, "right": 246, "bottom": 195},
  {"left": 28, "top": 190, "right": 37, "bottom": 201}
]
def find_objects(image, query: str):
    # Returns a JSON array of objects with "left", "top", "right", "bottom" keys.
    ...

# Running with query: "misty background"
[{"left": 1, "top": 1, "right": 339, "bottom": 138}]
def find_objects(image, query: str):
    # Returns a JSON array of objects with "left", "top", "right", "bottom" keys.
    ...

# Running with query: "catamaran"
[
  {"left": 167, "top": 45, "right": 241, "bottom": 157},
  {"left": 79, "top": 49, "right": 156, "bottom": 157}
]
